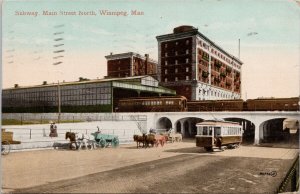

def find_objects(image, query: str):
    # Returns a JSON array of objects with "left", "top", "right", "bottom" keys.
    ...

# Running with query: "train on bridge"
[{"left": 117, "top": 97, "right": 299, "bottom": 112}]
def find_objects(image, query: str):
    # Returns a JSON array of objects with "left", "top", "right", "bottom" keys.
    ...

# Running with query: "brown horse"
[
  {"left": 133, "top": 135, "right": 145, "bottom": 148},
  {"left": 144, "top": 134, "right": 156, "bottom": 148},
  {"left": 65, "top": 132, "right": 79, "bottom": 150}
]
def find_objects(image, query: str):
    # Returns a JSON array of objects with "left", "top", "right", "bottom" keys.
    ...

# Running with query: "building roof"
[
  {"left": 105, "top": 52, "right": 157, "bottom": 64},
  {"left": 156, "top": 26, "right": 243, "bottom": 65},
  {"left": 196, "top": 120, "right": 241, "bottom": 127},
  {"left": 3, "top": 75, "right": 150, "bottom": 90},
  {"left": 3, "top": 75, "right": 176, "bottom": 95}
]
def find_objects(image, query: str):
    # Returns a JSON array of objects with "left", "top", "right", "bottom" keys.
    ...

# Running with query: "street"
[{"left": 2, "top": 142, "right": 298, "bottom": 193}]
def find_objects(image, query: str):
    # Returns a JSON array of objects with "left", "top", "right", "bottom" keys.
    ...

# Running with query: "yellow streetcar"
[{"left": 196, "top": 120, "right": 243, "bottom": 151}]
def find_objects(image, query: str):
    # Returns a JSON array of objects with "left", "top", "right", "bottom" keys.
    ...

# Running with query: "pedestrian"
[{"left": 49, "top": 122, "right": 58, "bottom": 137}]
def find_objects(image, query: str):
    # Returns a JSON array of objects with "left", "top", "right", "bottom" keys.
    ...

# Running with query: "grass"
[{"left": 2, "top": 119, "right": 83, "bottom": 125}]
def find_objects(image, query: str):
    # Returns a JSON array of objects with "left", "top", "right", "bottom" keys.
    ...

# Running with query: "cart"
[
  {"left": 2, "top": 129, "right": 21, "bottom": 155},
  {"left": 91, "top": 131, "right": 119, "bottom": 148}
]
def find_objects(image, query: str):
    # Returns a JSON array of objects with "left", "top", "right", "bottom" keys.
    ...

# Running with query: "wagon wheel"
[
  {"left": 1, "top": 141, "right": 11, "bottom": 155},
  {"left": 99, "top": 138, "right": 107, "bottom": 148},
  {"left": 112, "top": 138, "right": 119, "bottom": 148}
]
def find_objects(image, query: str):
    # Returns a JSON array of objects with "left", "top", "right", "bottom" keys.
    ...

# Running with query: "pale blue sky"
[{"left": 2, "top": 0, "right": 300, "bottom": 99}]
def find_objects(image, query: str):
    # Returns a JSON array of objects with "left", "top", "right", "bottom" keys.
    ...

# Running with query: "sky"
[{"left": 2, "top": 0, "right": 300, "bottom": 99}]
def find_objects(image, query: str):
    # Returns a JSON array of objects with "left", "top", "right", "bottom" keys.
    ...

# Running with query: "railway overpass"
[
  {"left": 146, "top": 111, "right": 299, "bottom": 145},
  {"left": 2, "top": 111, "right": 299, "bottom": 146}
]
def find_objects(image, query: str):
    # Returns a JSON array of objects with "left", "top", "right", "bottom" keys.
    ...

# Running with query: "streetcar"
[{"left": 195, "top": 120, "right": 243, "bottom": 151}]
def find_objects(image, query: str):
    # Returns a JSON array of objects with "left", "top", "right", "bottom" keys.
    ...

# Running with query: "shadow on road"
[{"left": 164, "top": 147, "right": 223, "bottom": 154}]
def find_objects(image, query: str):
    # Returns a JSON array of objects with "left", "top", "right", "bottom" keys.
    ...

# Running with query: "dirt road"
[{"left": 2, "top": 142, "right": 298, "bottom": 193}]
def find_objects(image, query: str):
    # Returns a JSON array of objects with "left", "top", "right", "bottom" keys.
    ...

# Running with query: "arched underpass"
[
  {"left": 223, "top": 118, "right": 255, "bottom": 144},
  {"left": 175, "top": 117, "right": 203, "bottom": 138},
  {"left": 156, "top": 117, "right": 172, "bottom": 131},
  {"left": 260, "top": 118, "right": 299, "bottom": 147}
]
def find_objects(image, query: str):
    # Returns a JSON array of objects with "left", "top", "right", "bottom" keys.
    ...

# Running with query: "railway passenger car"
[
  {"left": 195, "top": 120, "right": 242, "bottom": 151},
  {"left": 246, "top": 97, "right": 299, "bottom": 111},
  {"left": 187, "top": 99, "right": 244, "bottom": 112},
  {"left": 117, "top": 96, "right": 187, "bottom": 112}
]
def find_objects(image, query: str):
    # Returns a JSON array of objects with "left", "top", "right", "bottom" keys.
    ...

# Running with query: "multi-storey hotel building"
[
  {"left": 105, "top": 52, "right": 157, "bottom": 78},
  {"left": 156, "top": 25, "right": 242, "bottom": 100}
]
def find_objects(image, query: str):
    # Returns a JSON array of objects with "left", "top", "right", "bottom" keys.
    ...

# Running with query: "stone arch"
[
  {"left": 223, "top": 117, "right": 256, "bottom": 144},
  {"left": 156, "top": 117, "right": 172, "bottom": 131},
  {"left": 175, "top": 117, "right": 204, "bottom": 138},
  {"left": 175, "top": 121, "right": 181, "bottom": 133},
  {"left": 259, "top": 117, "right": 299, "bottom": 146}
]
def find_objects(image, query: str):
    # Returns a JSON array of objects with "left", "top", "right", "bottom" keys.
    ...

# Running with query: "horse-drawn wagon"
[{"left": 91, "top": 131, "right": 119, "bottom": 148}]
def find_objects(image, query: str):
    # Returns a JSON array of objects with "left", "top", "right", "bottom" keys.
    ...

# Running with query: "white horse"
[
  {"left": 168, "top": 129, "right": 182, "bottom": 142},
  {"left": 75, "top": 133, "right": 96, "bottom": 150}
]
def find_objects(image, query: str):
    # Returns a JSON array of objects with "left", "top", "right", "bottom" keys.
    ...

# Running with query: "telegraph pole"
[{"left": 57, "top": 80, "right": 61, "bottom": 123}]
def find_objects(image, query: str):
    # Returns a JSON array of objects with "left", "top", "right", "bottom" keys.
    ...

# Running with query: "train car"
[
  {"left": 195, "top": 120, "right": 242, "bottom": 151},
  {"left": 187, "top": 99, "right": 244, "bottom": 112},
  {"left": 117, "top": 96, "right": 187, "bottom": 112},
  {"left": 246, "top": 97, "right": 299, "bottom": 111}
]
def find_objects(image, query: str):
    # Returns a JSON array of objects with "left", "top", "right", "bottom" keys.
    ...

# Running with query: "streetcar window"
[
  {"left": 197, "top": 127, "right": 203, "bottom": 135},
  {"left": 214, "top": 127, "right": 221, "bottom": 136},
  {"left": 209, "top": 127, "right": 213, "bottom": 136},
  {"left": 203, "top": 127, "right": 208, "bottom": 135}
]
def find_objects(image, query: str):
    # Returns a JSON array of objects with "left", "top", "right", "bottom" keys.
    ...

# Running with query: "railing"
[
  {"left": 277, "top": 155, "right": 299, "bottom": 193},
  {"left": 4, "top": 127, "right": 140, "bottom": 140},
  {"left": 3, "top": 114, "right": 148, "bottom": 125}
]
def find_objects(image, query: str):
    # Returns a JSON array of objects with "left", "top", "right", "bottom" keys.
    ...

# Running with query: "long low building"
[{"left": 2, "top": 76, "right": 176, "bottom": 113}]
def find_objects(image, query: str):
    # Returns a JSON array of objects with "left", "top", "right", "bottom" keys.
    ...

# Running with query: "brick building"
[
  {"left": 156, "top": 25, "right": 242, "bottom": 100},
  {"left": 105, "top": 52, "right": 157, "bottom": 78}
]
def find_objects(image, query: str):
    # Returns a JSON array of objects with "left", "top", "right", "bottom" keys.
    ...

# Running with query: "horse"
[
  {"left": 144, "top": 134, "right": 156, "bottom": 148},
  {"left": 133, "top": 135, "right": 145, "bottom": 148},
  {"left": 154, "top": 135, "right": 166, "bottom": 147},
  {"left": 169, "top": 133, "right": 182, "bottom": 142},
  {"left": 76, "top": 133, "right": 96, "bottom": 150},
  {"left": 65, "top": 132, "right": 79, "bottom": 150}
]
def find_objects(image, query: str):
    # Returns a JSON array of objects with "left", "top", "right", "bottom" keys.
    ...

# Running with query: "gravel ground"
[{"left": 2, "top": 142, "right": 298, "bottom": 193}]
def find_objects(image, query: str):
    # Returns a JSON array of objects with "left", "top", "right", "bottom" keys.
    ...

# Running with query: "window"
[
  {"left": 176, "top": 41, "right": 178, "bottom": 45},
  {"left": 165, "top": 43, "right": 167, "bottom": 48},
  {"left": 203, "top": 127, "right": 208, "bottom": 135},
  {"left": 175, "top": 51, "right": 178, "bottom": 56},
  {"left": 165, "top": 61, "right": 168, "bottom": 66},
  {"left": 186, "top": 49, "right": 189, "bottom": 54},
  {"left": 165, "top": 78, "right": 168, "bottom": 82},
  {"left": 186, "top": 40, "right": 189, "bottom": 45},
  {"left": 186, "top": 76, "right": 189, "bottom": 81},
  {"left": 186, "top": 58, "right": 189, "bottom": 63},
  {"left": 165, "top": 52, "right": 168, "bottom": 57},
  {"left": 214, "top": 127, "right": 221, "bottom": 136},
  {"left": 186, "top": 67, "right": 189, "bottom": 72},
  {"left": 175, "top": 60, "right": 178, "bottom": 65},
  {"left": 175, "top": 77, "right": 178, "bottom": 81},
  {"left": 165, "top": 69, "right": 168, "bottom": 74},
  {"left": 175, "top": 68, "right": 178, "bottom": 73}
]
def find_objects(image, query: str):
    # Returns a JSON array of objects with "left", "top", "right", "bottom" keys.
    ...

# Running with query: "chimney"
[
  {"left": 43, "top": 81, "right": 47, "bottom": 85},
  {"left": 110, "top": 52, "right": 113, "bottom": 55},
  {"left": 14, "top": 84, "right": 19, "bottom": 88}
]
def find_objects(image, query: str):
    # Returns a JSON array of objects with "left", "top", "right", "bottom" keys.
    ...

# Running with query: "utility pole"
[{"left": 57, "top": 80, "right": 61, "bottom": 123}]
